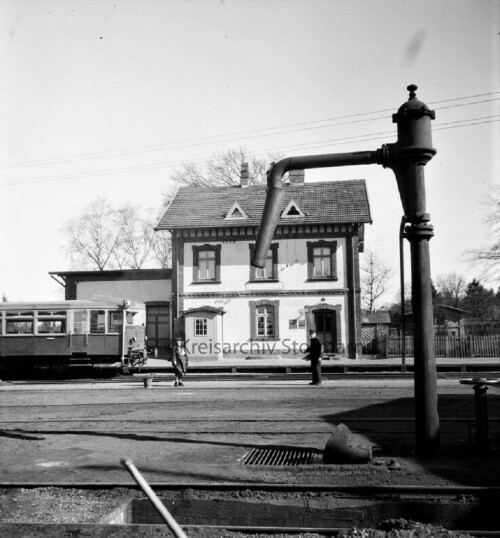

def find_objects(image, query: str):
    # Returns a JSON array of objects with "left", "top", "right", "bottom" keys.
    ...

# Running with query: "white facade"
[
  {"left": 175, "top": 230, "right": 358, "bottom": 360},
  {"left": 77, "top": 279, "right": 171, "bottom": 304},
  {"left": 183, "top": 238, "right": 348, "bottom": 291},
  {"left": 159, "top": 179, "right": 371, "bottom": 360}
]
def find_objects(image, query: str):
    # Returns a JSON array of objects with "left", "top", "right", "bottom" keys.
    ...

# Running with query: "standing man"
[
  {"left": 172, "top": 337, "right": 189, "bottom": 387},
  {"left": 306, "top": 330, "right": 323, "bottom": 386}
]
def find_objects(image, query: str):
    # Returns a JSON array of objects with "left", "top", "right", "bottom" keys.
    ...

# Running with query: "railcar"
[{"left": 0, "top": 298, "right": 152, "bottom": 376}]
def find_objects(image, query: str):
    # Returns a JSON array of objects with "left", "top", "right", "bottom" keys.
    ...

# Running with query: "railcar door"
[
  {"left": 87, "top": 309, "right": 119, "bottom": 357},
  {"left": 70, "top": 310, "right": 89, "bottom": 356}
]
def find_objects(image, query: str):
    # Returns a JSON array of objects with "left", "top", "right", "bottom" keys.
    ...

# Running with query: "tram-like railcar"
[{"left": 0, "top": 299, "right": 150, "bottom": 375}]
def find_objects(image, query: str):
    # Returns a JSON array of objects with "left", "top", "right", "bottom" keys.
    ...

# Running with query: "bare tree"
[
  {"left": 171, "top": 147, "right": 283, "bottom": 187},
  {"left": 63, "top": 198, "right": 123, "bottom": 270},
  {"left": 435, "top": 272, "right": 466, "bottom": 307},
  {"left": 63, "top": 199, "right": 171, "bottom": 270},
  {"left": 361, "top": 249, "right": 394, "bottom": 313},
  {"left": 150, "top": 229, "right": 172, "bottom": 268},
  {"left": 113, "top": 206, "right": 156, "bottom": 269},
  {"left": 160, "top": 182, "right": 179, "bottom": 214},
  {"left": 468, "top": 186, "right": 500, "bottom": 282}
]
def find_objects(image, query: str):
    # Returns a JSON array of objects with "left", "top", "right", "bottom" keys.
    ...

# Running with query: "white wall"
[
  {"left": 182, "top": 294, "right": 347, "bottom": 357},
  {"left": 77, "top": 279, "right": 171, "bottom": 304},
  {"left": 183, "top": 238, "right": 348, "bottom": 292},
  {"left": 181, "top": 237, "right": 351, "bottom": 357}
]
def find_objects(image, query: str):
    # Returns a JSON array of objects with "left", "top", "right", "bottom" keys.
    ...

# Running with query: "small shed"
[
  {"left": 179, "top": 306, "right": 226, "bottom": 361},
  {"left": 361, "top": 311, "right": 391, "bottom": 355},
  {"left": 434, "top": 304, "right": 469, "bottom": 337}
]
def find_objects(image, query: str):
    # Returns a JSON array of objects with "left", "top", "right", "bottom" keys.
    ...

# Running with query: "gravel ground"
[
  {"left": 0, "top": 487, "right": 477, "bottom": 538},
  {"left": 1, "top": 378, "right": 497, "bottom": 536}
]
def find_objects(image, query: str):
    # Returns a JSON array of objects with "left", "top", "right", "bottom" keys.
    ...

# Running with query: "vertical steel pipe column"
[
  {"left": 383, "top": 85, "right": 440, "bottom": 455},
  {"left": 252, "top": 85, "right": 440, "bottom": 456}
]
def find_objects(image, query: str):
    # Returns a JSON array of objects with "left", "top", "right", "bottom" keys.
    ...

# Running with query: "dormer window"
[
  {"left": 225, "top": 202, "right": 248, "bottom": 220},
  {"left": 281, "top": 199, "right": 305, "bottom": 218}
]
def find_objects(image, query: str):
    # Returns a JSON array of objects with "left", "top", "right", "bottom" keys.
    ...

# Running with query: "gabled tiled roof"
[{"left": 156, "top": 180, "right": 372, "bottom": 230}]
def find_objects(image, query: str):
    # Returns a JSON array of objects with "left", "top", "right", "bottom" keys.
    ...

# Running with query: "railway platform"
[{"left": 142, "top": 354, "right": 500, "bottom": 375}]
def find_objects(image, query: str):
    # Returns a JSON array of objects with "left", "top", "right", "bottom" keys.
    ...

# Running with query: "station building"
[{"left": 155, "top": 168, "right": 371, "bottom": 360}]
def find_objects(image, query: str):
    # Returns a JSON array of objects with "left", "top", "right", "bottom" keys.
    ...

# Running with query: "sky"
[{"left": 0, "top": 0, "right": 499, "bottom": 303}]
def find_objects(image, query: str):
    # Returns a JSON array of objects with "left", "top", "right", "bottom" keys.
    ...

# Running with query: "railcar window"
[
  {"left": 5, "top": 311, "right": 34, "bottom": 334},
  {"left": 90, "top": 310, "right": 106, "bottom": 334},
  {"left": 108, "top": 311, "right": 122, "bottom": 333},
  {"left": 74, "top": 310, "right": 87, "bottom": 334},
  {"left": 6, "top": 321, "right": 33, "bottom": 334},
  {"left": 37, "top": 311, "right": 67, "bottom": 334},
  {"left": 126, "top": 312, "right": 135, "bottom": 324}
]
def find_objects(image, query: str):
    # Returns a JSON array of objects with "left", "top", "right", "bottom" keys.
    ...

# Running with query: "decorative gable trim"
[
  {"left": 224, "top": 202, "right": 248, "bottom": 220},
  {"left": 174, "top": 223, "right": 356, "bottom": 240},
  {"left": 281, "top": 199, "right": 305, "bottom": 218}
]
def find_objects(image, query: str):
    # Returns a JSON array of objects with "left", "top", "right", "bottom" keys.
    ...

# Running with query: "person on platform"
[
  {"left": 306, "top": 330, "right": 323, "bottom": 386},
  {"left": 172, "top": 337, "right": 189, "bottom": 387}
]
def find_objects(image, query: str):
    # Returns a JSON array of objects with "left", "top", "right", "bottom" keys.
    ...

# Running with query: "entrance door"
[
  {"left": 146, "top": 304, "right": 170, "bottom": 359},
  {"left": 314, "top": 310, "right": 337, "bottom": 354}
]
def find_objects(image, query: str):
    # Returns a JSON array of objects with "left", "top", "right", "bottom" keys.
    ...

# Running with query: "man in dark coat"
[
  {"left": 306, "top": 330, "right": 323, "bottom": 386},
  {"left": 172, "top": 337, "right": 189, "bottom": 387}
]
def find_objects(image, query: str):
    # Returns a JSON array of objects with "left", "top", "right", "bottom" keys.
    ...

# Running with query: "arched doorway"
[
  {"left": 314, "top": 310, "right": 337, "bottom": 354},
  {"left": 306, "top": 304, "right": 342, "bottom": 355}
]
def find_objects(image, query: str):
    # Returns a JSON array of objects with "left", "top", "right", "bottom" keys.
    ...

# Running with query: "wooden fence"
[{"left": 385, "top": 335, "right": 500, "bottom": 358}]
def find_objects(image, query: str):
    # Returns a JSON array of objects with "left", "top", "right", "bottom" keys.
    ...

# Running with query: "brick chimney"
[
  {"left": 240, "top": 162, "right": 249, "bottom": 188},
  {"left": 289, "top": 169, "right": 305, "bottom": 185}
]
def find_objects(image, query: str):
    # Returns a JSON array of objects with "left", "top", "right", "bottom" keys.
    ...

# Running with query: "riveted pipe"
[{"left": 252, "top": 151, "right": 383, "bottom": 267}]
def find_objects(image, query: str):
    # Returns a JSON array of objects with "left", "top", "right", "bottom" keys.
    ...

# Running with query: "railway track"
[
  {"left": 1, "top": 360, "right": 499, "bottom": 383},
  {"left": 1, "top": 380, "right": 498, "bottom": 447},
  {"left": 1, "top": 377, "right": 499, "bottom": 535},
  {"left": 1, "top": 482, "right": 500, "bottom": 536}
]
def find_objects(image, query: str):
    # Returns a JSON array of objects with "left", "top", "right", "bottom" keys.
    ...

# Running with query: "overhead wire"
[
  {"left": 1, "top": 115, "right": 498, "bottom": 188},
  {"left": 0, "top": 91, "right": 498, "bottom": 171},
  {"left": 0, "top": 94, "right": 498, "bottom": 187},
  {"left": 270, "top": 115, "right": 500, "bottom": 154}
]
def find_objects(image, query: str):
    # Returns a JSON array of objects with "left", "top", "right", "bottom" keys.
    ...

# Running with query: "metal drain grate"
[{"left": 241, "top": 447, "right": 316, "bottom": 466}]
